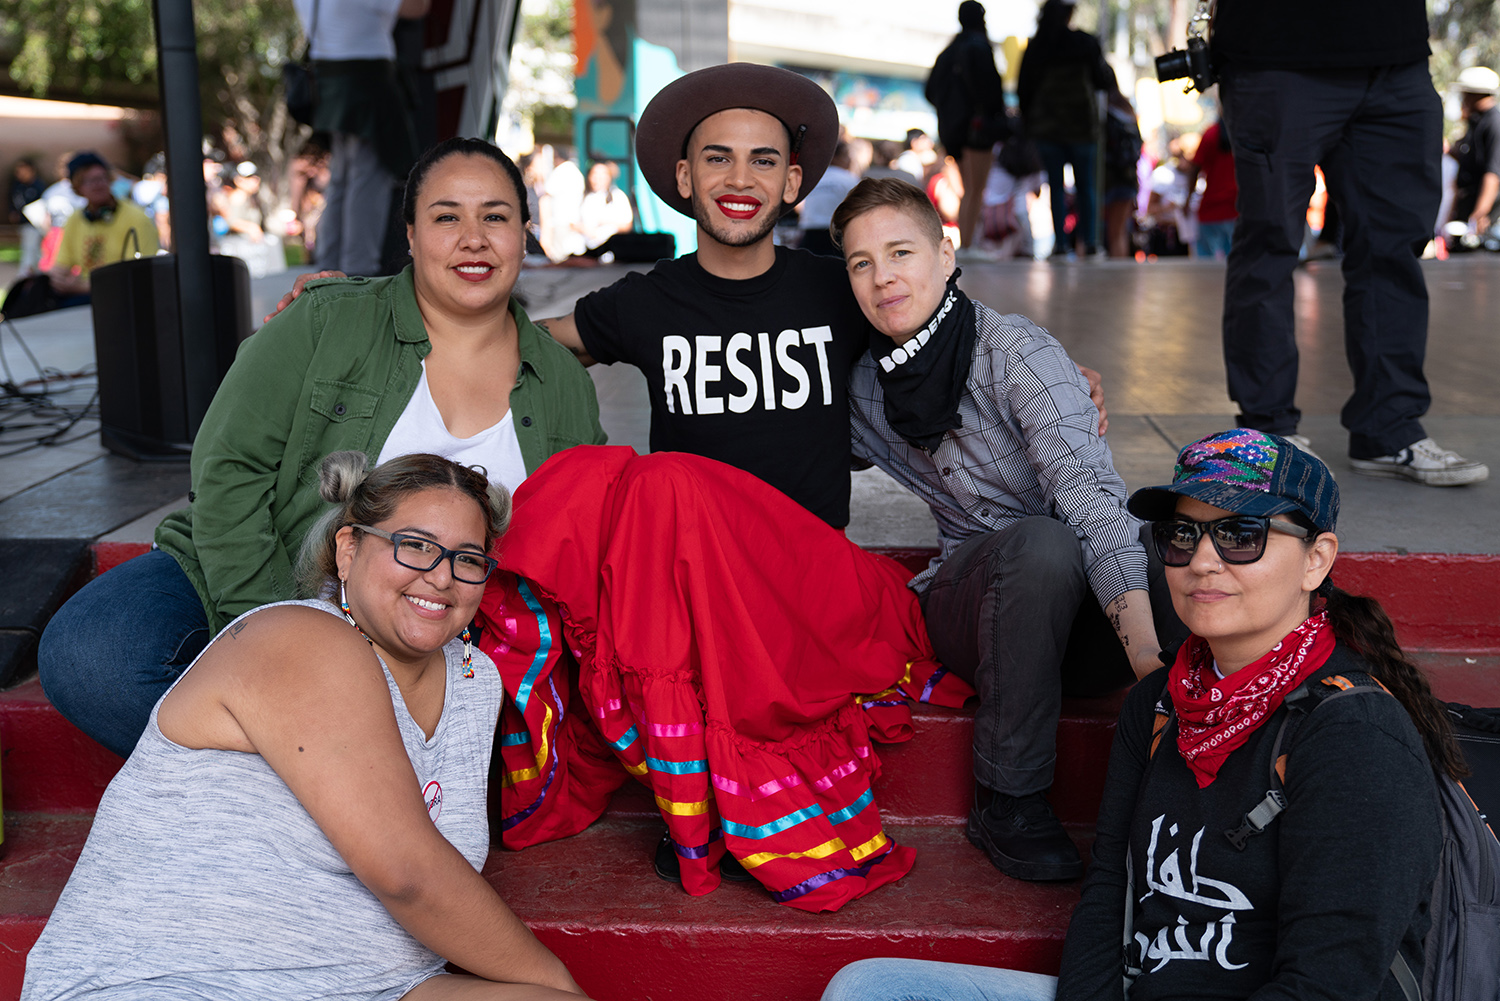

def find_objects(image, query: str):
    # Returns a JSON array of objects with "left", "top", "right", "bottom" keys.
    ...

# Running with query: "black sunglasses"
[
  {"left": 352, "top": 525, "right": 497, "bottom": 583},
  {"left": 1152, "top": 515, "right": 1313, "bottom": 567}
]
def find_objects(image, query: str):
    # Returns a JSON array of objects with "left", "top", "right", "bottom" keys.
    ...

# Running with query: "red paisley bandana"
[{"left": 1168, "top": 612, "right": 1335, "bottom": 788}]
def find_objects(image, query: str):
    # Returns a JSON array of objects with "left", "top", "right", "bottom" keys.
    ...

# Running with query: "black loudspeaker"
[
  {"left": 586, "top": 231, "right": 676, "bottom": 263},
  {"left": 90, "top": 253, "right": 253, "bottom": 460}
]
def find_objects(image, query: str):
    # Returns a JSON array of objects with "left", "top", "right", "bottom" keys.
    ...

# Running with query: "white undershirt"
[{"left": 377, "top": 363, "right": 527, "bottom": 493}]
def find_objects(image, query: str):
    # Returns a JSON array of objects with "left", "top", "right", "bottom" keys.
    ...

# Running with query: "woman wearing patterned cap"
[{"left": 823, "top": 428, "right": 1462, "bottom": 1001}]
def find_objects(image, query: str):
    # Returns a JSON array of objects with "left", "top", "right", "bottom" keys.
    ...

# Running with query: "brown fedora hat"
[{"left": 636, "top": 63, "right": 840, "bottom": 219}]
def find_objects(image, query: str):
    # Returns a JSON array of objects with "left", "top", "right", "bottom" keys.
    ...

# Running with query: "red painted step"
[
  {"left": 0, "top": 811, "right": 1086, "bottom": 1001},
  {"left": 500, "top": 816, "right": 1088, "bottom": 1001},
  {"left": 43, "top": 543, "right": 1500, "bottom": 654},
  {"left": 0, "top": 678, "right": 123, "bottom": 813},
  {"left": 0, "top": 813, "right": 93, "bottom": 999},
  {"left": 876, "top": 548, "right": 1500, "bottom": 652},
  {"left": 7, "top": 655, "right": 1495, "bottom": 822},
  {"left": 2, "top": 543, "right": 1497, "bottom": 1001},
  {"left": 0, "top": 672, "right": 1118, "bottom": 823}
]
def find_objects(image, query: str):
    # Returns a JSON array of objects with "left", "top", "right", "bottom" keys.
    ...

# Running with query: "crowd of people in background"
[
  {"left": 5, "top": 28, "right": 1500, "bottom": 285},
  {"left": 3, "top": 145, "right": 315, "bottom": 286},
  {"left": 518, "top": 147, "right": 635, "bottom": 262},
  {"left": 3, "top": 117, "right": 1493, "bottom": 284}
]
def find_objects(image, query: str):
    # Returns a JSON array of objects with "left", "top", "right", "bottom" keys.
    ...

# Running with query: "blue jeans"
[
  {"left": 1197, "top": 219, "right": 1236, "bottom": 259},
  {"left": 1036, "top": 140, "right": 1098, "bottom": 253},
  {"left": 38, "top": 550, "right": 211, "bottom": 758},
  {"left": 821, "top": 959, "right": 1057, "bottom": 1001}
]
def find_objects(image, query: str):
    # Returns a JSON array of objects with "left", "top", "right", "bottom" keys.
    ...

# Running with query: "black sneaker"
[
  {"left": 966, "top": 787, "right": 1084, "bottom": 882},
  {"left": 654, "top": 833, "right": 753, "bottom": 882}
]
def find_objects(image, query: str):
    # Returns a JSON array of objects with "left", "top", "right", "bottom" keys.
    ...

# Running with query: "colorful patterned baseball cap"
[{"left": 1127, "top": 428, "right": 1339, "bottom": 532}]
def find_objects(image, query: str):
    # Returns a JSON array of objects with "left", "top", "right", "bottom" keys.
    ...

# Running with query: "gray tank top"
[{"left": 22, "top": 599, "right": 505, "bottom": 1001}]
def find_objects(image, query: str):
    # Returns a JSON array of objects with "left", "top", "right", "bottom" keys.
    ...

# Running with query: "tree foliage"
[
  {"left": 503, "top": 0, "right": 575, "bottom": 144},
  {"left": 1428, "top": 0, "right": 1500, "bottom": 84},
  {"left": 0, "top": 0, "right": 158, "bottom": 105}
]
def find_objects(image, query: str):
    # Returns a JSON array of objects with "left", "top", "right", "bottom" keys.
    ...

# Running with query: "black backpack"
[
  {"left": 1128, "top": 672, "right": 1500, "bottom": 1000},
  {"left": 1, "top": 274, "right": 62, "bottom": 319},
  {"left": 925, "top": 41, "right": 968, "bottom": 133}
]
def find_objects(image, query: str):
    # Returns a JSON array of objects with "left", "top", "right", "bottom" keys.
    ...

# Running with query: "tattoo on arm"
[
  {"left": 1108, "top": 597, "right": 1125, "bottom": 645},
  {"left": 227, "top": 621, "right": 247, "bottom": 640}
]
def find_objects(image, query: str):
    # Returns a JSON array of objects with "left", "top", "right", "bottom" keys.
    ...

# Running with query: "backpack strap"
[
  {"left": 1149, "top": 696, "right": 1172, "bottom": 759},
  {"left": 1389, "top": 952, "right": 1420, "bottom": 1001},
  {"left": 1222, "top": 672, "right": 1387, "bottom": 851},
  {"left": 1223, "top": 684, "right": 1307, "bottom": 852},
  {"left": 1134, "top": 669, "right": 1422, "bottom": 1000}
]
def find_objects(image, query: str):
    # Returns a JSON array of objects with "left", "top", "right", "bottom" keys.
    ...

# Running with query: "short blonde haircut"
[{"left": 829, "top": 177, "right": 944, "bottom": 252}]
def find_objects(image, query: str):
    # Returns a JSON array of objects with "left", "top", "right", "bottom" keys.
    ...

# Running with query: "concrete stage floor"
[{"left": 1, "top": 254, "right": 1496, "bottom": 554}]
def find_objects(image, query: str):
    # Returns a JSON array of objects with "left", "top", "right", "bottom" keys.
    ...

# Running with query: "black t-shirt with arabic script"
[
  {"left": 1056, "top": 645, "right": 1440, "bottom": 1001},
  {"left": 574, "top": 247, "right": 869, "bottom": 528}
]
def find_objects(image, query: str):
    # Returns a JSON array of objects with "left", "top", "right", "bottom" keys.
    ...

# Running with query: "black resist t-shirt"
[{"left": 574, "top": 247, "right": 869, "bottom": 527}]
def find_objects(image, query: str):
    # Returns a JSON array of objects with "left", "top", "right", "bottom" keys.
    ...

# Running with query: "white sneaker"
[
  {"left": 1284, "top": 434, "right": 1323, "bottom": 461},
  {"left": 1348, "top": 438, "right": 1490, "bottom": 486},
  {"left": 955, "top": 246, "right": 999, "bottom": 264}
]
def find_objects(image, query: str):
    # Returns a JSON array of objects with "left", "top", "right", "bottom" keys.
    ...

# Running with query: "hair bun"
[{"left": 319, "top": 451, "right": 371, "bottom": 504}]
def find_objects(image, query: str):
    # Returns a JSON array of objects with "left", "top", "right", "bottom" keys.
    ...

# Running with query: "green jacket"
[{"left": 156, "top": 268, "right": 606, "bottom": 634}]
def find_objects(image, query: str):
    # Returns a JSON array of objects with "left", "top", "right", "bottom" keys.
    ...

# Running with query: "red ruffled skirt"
[{"left": 476, "top": 446, "right": 971, "bottom": 912}]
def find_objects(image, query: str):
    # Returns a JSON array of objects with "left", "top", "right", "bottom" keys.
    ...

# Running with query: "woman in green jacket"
[{"left": 38, "top": 138, "right": 606, "bottom": 758}]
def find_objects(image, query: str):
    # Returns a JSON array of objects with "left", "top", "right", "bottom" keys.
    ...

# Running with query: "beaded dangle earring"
[
  {"left": 461, "top": 625, "right": 474, "bottom": 679},
  {"left": 339, "top": 577, "right": 371, "bottom": 643}
]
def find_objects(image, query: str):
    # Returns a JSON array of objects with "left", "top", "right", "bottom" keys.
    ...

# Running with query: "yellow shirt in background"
[{"left": 54, "top": 201, "right": 160, "bottom": 278}]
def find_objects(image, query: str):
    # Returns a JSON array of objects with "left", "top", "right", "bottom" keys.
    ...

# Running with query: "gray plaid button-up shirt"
[{"left": 850, "top": 301, "right": 1148, "bottom": 604}]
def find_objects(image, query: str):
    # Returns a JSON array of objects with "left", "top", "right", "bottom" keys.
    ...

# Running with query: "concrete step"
[{"left": 0, "top": 811, "right": 1086, "bottom": 1001}]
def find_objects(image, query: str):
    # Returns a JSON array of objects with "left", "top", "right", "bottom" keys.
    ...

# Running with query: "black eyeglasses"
[
  {"left": 1152, "top": 515, "right": 1313, "bottom": 567},
  {"left": 352, "top": 525, "right": 497, "bottom": 583}
]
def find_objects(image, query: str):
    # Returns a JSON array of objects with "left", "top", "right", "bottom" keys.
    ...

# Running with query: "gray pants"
[
  {"left": 319, "top": 131, "right": 394, "bottom": 276},
  {"left": 918, "top": 517, "right": 1183, "bottom": 798},
  {"left": 1220, "top": 62, "right": 1442, "bottom": 458}
]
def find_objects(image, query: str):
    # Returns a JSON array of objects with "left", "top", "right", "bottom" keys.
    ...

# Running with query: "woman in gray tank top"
[{"left": 23, "top": 453, "right": 587, "bottom": 1001}]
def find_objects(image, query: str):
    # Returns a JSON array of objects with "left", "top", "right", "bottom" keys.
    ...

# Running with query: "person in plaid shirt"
[{"left": 831, "top": 177, "right": 1182, "bottom": 883}]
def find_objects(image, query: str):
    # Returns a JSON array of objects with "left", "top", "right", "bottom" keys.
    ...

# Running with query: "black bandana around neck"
[{"left": 872, "top": 270, "right": 977, "bottom": 452}]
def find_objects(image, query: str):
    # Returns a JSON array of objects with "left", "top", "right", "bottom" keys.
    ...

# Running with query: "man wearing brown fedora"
[{"left": 536, "top": 62, "right": 870, "bottom": 530}]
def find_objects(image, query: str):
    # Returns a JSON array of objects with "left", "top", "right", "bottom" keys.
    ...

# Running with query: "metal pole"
[{"left": 152, "top": 0, "right": 218, "bottom": 438}]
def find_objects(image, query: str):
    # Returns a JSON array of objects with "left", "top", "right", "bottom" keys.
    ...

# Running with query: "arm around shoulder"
[{"left": 536, "top": 314, "right": 596, "bottom": 366}]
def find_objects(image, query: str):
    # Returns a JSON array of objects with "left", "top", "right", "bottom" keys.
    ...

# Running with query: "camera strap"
[{"left": 1188, "top": 0, "right": 1214, "bottom": 41}]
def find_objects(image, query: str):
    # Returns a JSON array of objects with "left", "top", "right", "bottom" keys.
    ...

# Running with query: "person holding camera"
[{"left": 1194, "top": 0, "right": 1488, "bottom": 486}]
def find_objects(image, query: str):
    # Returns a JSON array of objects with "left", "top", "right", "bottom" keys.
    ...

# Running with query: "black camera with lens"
[{"left": 1155, "top": 35, "right": 1215, "bottom": 93}]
